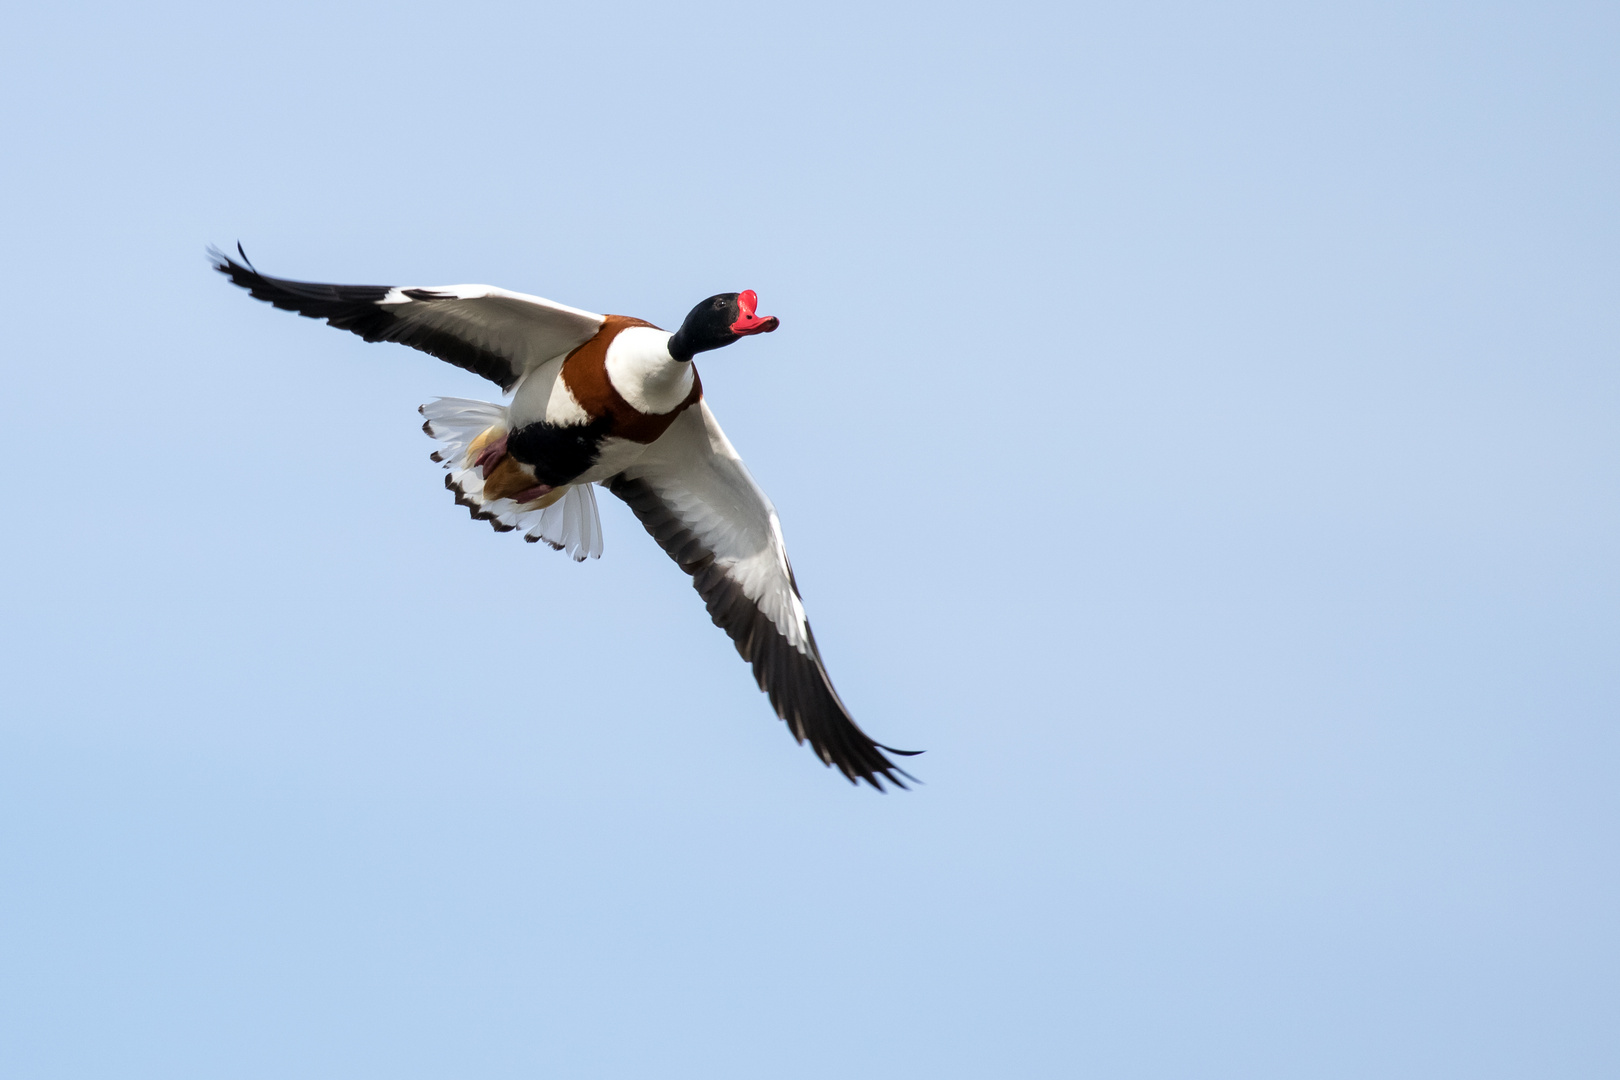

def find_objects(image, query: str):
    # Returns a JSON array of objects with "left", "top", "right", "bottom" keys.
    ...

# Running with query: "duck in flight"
[{"left": 211, "top": 246, "right": 918, "bottom": 790}]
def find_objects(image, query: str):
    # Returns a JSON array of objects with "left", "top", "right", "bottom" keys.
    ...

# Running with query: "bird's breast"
[
  {"left": 603, "top": 326, "right": 693, "bottom": 414},
  {"left": 557, "top": 317, "right": 702, "bottom": 445}
]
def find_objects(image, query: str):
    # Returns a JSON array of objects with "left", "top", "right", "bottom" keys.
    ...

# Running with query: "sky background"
[{"left": 2, "top": 1, "right": 1617, "bottom": 1076}]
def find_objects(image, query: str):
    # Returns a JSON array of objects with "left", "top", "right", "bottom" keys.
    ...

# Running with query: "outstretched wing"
[
  {"left": 606, "top": 402, "right": 918, "bottom": 790},
  {"left": 210, "top": 246, "right": 604, "bottom": 391}
]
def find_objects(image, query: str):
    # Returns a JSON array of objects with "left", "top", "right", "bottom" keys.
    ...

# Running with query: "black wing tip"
[
  {"left": 851, "top": 760, "right": 922, "bottom": 793},
  {"left": 782, "top": 694, "right": 924, "bottom": 793},
  {"left": 207, "top": 240, "right": 248, "bottom": 268},
  {"left": 208, "top": 241, "right": 267, "bottom": 293},
  {"left": 838, "top": 745, "right": 924, "bottom": 792}
]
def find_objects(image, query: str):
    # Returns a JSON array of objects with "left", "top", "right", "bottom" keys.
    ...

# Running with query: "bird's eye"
[{"left": 714, "top": 298, "right": 726, "bottom": 310}]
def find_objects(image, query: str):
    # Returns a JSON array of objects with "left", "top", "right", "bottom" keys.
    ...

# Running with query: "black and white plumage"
[{"left": 212, "top": 246, "right": 917, "bottom": 790}]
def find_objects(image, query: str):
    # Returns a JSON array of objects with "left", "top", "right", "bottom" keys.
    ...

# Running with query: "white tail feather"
[{"left": 418, "top": 397, "right": 605, "bottom": 561}]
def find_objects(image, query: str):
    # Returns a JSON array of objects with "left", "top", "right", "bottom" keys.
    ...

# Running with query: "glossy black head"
[{"left": 667, "top": 290, "right": 779, "bottom": 362}]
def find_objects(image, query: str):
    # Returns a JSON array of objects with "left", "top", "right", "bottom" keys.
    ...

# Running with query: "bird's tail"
[{"left": 419, "top": 397, "right": 604, "bottom": 561}]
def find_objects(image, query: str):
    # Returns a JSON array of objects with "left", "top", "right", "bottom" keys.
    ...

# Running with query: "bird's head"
[{"left": 668, "top": 290, "right": 779, "bottom": 361}]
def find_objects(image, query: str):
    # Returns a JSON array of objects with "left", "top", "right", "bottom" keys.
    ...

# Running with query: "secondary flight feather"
[{"left": 211, "top": 245, "right": 918, "bottom": 790}]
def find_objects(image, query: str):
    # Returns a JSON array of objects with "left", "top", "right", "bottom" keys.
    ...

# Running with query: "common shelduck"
[{"left": 212, "top": 246, "right": 917, "bottom": 790}]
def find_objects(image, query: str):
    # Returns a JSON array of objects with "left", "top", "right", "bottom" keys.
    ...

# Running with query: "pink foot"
[
  {"left": 510, "top": 483, "right": 555, "bottom": 504},
  {"left": 473, "top": 433, "right": 509, "bottom": 475}
]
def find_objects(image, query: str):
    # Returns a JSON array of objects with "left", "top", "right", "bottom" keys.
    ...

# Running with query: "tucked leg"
[
  {"left": 473, "top": 432, "right": 509, "bottom": 474},
  {"left": 509, "top": 483, "right": 560, "bottom": 505}
]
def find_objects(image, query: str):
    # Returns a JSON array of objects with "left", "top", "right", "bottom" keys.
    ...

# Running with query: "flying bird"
[{"left": 211, "top": 246, "right": 917, "bottom": 790}]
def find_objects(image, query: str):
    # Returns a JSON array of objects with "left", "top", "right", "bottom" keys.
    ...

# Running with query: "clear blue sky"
[{"left": 2, "top": 1, "right": 1616, "bottom": 1076}]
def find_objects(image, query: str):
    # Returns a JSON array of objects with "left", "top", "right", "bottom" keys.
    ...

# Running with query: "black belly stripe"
[{"left": 506, "top": 416, "right": 614, "bottom": 486}]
